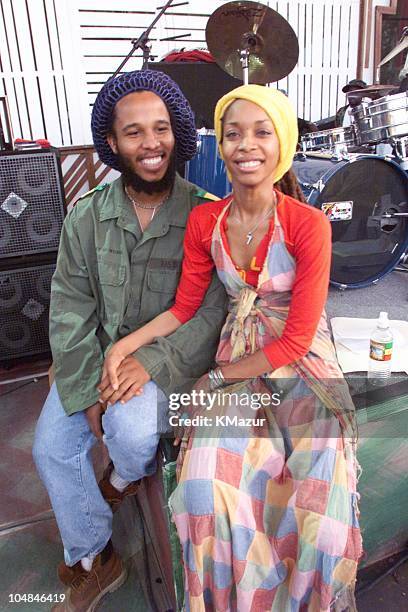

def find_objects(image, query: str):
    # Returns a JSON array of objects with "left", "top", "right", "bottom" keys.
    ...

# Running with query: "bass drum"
[
  {"left": 185, "top": 129, "right": 231, "bottom": 198},
  {"left": 292, "top": 154, "right": 408, "bottom": 288}
]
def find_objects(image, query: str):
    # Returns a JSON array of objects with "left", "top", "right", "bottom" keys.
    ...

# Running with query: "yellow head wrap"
[{"left": 214, "top": 84, "right": 298, "bottom": 183}]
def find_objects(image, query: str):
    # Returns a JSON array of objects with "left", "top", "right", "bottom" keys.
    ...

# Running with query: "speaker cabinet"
[
  {"left": 0, "top": 263, "right": 55, "bottom": 360},
  {"left": 0, "top": 149, "right": 65, "bottom": 259},
  {"left": 148, "top": 62, "right": 242, "bottom": 129}
]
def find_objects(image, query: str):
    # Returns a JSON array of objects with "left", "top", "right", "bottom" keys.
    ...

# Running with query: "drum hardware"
[
  {"left": 206, "top": 1, "right": 299, "bottom": 84},
  {"left": 300, "top": 126, "right": 359, "bottom": 156},
  {"left": 110, "top": 0, "right": 182, "bottom": 78},
  {"left": 392, "top": 136, "right": 408, "bottom": 170},
  {"left": 351, "top": 91, "right": 408, "bottom": 146},
  {"left": 374, "top": 212, "right": 408, "bottom": 218}
]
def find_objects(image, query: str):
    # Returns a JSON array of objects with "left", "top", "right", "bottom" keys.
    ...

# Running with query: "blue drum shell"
[
  {"left": 293, "top": 154, "right": 408, "bottom": 288},
  {"left": 186, "top": 130, "right": 231, "bottom": 199}
]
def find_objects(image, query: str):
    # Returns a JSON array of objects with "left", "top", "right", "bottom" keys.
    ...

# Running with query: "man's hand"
[
  {"left": 98, "top": 355, "right": 151, "bottom": 405},
  {"left": 85, "top": 401, "right": 105, "bottom": 439}
]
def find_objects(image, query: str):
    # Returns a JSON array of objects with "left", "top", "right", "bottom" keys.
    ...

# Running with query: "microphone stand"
[{"left": 111, "top": 0, "right": 189, "bottom": 78}]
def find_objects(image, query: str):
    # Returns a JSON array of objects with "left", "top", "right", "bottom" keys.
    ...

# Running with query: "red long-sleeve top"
[{"left": 169, "top": 191, "right": 332, "bottom": 370}]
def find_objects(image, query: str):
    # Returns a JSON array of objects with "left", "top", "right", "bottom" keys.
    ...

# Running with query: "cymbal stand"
[
  {"left": 111, "top": 0, "right": 188, "bottom": 78},
  {"left": 240, "top": 48, "right": 250, "bottom": 85}
]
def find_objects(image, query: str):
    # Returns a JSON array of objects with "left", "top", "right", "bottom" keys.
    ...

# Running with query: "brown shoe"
[
  {"left": 52, "top": 541, "right": 127, "bottom": 612},
  {"left": 57, "top": 560, "right": 85, "bottom": 586},
  {"left": 98, "top": 462, "right": 140, "bottom": 513}
]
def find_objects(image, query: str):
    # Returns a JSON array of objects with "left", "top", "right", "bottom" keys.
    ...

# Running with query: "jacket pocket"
[
  {"left": 147, "top": 269, "right": 179, "bottom": 294},
  {"left": 144, "top": 268, "right": 180, "bottom": 316},
  {"left": 98, "top": 261, "right": 126, "bottom": 323}
]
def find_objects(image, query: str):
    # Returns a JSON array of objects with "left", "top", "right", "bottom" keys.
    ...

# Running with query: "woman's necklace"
[{"left": 232, "top": 193, "right": 276, "bottom": 245}]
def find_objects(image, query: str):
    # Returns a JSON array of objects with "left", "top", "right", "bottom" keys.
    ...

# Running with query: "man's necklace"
[
  {"left": 125, "top": 186, "right": 167, "bottom": 224},
  {"left": 231, "top": 193, "right": 276, "bottom": 245}
]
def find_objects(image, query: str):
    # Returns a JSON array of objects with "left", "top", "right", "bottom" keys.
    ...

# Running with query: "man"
[
  {"left": 335, "top": 78, "right": 367, "bottom": 127},
  {"left": 33, "top": 69, "right": 227, "bottom": 611}
]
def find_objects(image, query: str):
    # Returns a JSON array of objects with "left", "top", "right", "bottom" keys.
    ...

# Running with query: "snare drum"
[
  {"left": 293, "top": 154, "right": 408, "bottom": 288},
  {"left": 185, "top": 129, "right": 231, "bottom": 198},
  {"left": 301, "top": 126, "right": 356, "bottom": 153},
  {"left": 352, "top": 91, "right": 408, "bottom": 145}
]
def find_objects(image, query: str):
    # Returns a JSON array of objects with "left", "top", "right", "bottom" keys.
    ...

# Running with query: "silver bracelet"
[{"left": 208, "top": 367, "right": 226, "bottom": 390}]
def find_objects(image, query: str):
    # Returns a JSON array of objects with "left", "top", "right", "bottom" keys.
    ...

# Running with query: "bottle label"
[{"left": 370, "top": 340, "right": 393, "bottom": 361}]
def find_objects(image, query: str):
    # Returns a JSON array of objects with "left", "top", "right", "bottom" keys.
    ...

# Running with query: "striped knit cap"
[{"left": 91, "top": 69, "right": 197, "bottom": 171}]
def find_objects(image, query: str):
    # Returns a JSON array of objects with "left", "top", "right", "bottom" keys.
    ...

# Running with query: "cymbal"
[
  {"left": 347, "top": 84, "right": 398, "bottom": 104},
  {"left": 347, "top": 84, "right": 396, "bottom": 96},
  {"left": 206, "top": 1, "right": 299, "bottom": 84}
]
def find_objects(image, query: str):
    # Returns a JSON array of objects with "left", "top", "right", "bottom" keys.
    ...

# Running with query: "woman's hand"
[{"left": 102, "top": 344, "right": 127, "bottom": 391}]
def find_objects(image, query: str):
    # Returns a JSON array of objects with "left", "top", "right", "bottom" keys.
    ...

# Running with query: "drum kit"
[
  {"left": 296, "top": 86, "right": 408, "bottom": 288},
  {"left": 117, "top": 0, "right": 408, "bottom": 290},
  {"left": 186, "top": 0, "right": 408, "bottom": 290}
]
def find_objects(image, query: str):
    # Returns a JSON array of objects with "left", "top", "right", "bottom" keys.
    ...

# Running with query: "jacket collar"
[{"left": 98, "top": 173, "right": 191, "bottom": 229}]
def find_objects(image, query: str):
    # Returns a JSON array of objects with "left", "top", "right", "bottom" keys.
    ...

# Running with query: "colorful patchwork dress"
[{"left": 169, "top": 202, "right": 362, "bottom": 611}]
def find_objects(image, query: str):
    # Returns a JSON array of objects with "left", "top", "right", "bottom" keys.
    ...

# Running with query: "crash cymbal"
[{"left": 206, "top": 1, "right": 299, "bottom": 84}]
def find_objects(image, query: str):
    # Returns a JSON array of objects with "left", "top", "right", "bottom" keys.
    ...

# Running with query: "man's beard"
[{"left": 116, "top": 150, "right": 177, "bottom": 195}]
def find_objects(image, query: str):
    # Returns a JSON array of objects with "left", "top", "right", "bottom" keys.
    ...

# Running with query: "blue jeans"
[{"left": 33, "top": 381, "right": 170, "bottom": 566}]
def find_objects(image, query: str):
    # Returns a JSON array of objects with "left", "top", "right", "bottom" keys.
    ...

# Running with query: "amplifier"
[
  {"left": 148, "top": 62, "right": 242, "bottom": 129},
  {"left": 0, "top": 150, "right": 65, "bottom": 259},
  {"left": 0, "top": 263, "right": 55, "bottom": 360}
]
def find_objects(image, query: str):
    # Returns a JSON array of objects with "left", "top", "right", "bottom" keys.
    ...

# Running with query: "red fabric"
[
  {"left": 169, "top": 191, "right": 332, "bottom": 370},
  {"left": 163, "top": 50, "right": 215, "bottom": 63},
  {"left": 219, "top": 200, "right": 274, "bottom": 286},
  {"left": 14, "top": 138, "right": 51, "bottom": 148}
]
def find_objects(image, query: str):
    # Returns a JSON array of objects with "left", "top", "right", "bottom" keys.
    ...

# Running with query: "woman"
[{"left": 102, "top": 85, "right": 362, "bottom": 611}]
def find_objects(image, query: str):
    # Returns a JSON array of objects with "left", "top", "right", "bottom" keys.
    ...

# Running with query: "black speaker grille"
[
  {"left": 0, "top": 152, "right": 65, "bottom": 259},
  {"left": 0, "top": 264, "right": 55, "bottom": 359}
]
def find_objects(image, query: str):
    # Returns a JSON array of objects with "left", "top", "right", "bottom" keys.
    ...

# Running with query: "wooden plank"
[
  {"left": 82, "top": 56, "right": 144, "bottom": 74},
  {"left": 1, "top": 76, "right": 25, "bottom": 139},
  {"left": 297, "top": 1, "right": 306, "bottom": 119},
  {"left": 65, "top": 158, "right": 88, "bottom": 196},
  {"left": 310, "top": 1, "right": 324, "bottom": 121},
  {"left": 330, "top": 1, "right": 341, "bottom": 116},
  {"left": 15, "top": 0, "right": 63, "bottom": 143},
  {"left": 80, "top": 26, "right": 159, "bottom": 39},
  {"left": 321, "top": 2, "right": 333, "bottom": 119},
  {"left": 53, "top": 0, "right": 93, "bottom": 144},
  {"left": 67, "top": 171, "right": 91, "bottom": 203},
  {"left": 1, "top": 0, "right": 22, "bottom": 72},
  {"left": 63, "top": 154, "right": 84, "bottom": 185},
  {"left": 287, "top": 0, "right": 299, "bottom": 116},
  {"left": 349, "top": 0, "right": 361, "bottom": 76},
  {"left": 80, "top": 39, "right": 160, "bottom": 56},
  {"left": 78, "top": 0, "right": 155, "bottom": 12}
]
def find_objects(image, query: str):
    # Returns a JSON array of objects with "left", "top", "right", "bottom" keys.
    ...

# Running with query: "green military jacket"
[{"left": 50, "top": 174, "right": 227, "bottom": 415}]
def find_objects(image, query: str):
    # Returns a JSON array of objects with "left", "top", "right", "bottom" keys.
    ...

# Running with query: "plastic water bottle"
[{"left": 368, "top": 312, "right": 393, "bottom": 380}]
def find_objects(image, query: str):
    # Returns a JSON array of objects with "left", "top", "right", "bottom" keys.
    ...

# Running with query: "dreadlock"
[{"left": 275, "top": 167, "right": 306, "bottom": 203}]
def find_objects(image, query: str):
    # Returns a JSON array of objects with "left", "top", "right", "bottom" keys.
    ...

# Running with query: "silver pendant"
[{"left": 246, "top": 232, "right": 253, "bottom": 245}]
